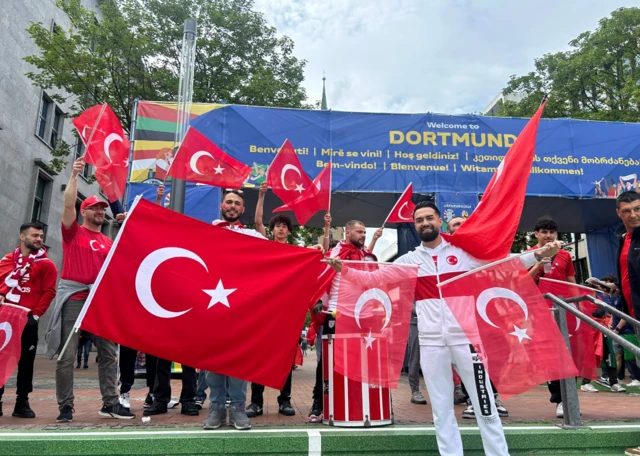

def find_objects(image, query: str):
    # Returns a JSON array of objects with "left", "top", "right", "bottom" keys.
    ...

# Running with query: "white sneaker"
[
  {"left": 611, "top": 383, "right": 627, "bottom": 392},
  {"left": 556, "top": 402, "right": 563, "bottom": 418},
  {"left": 119, "top": 392, "right": 130, "bottom": 409},
  {"left": 628, "top": 379, "right": 640, "bottom": 387},
  {"left": 580, "top": 383, "right": 599, "bottom": 393},
  {"left": 168, "top": 399, "right": 179, "bottom": 409}
]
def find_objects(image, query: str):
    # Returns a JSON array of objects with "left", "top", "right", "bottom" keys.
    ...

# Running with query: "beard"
[
  {"left": 222, "top": 210, "right": 240, "bottom": 223},
  {"left": 24, "top": 240, "right": 41, "bottom": 252},
  {"left": 419, "top": 227, "right": 439, "bottom": 243}
]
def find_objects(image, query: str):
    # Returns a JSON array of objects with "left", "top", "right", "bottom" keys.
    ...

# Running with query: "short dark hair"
[
  {"left": 20, "top": 222, "right": 45, "bottom": 234},
  {"left": 534, "top": 216, "right": 558, "bottom": 232},
  {"left": 345, "top": 220, "right": 365, "bottom": 230},
  {"left": 268, "top": 214, "right": 293, "bottom": 232},
  {"left": 601, "top": 274, "right": 618, "bottom": 283},
  {"left": 413, "top": 201, "right": 440, "bottom": 218},
  {"left": 616, "top": 191, "right": 640, "bottom": 208},
  {"left": 222, "top": 189, "right": 244, "bottom": 201}
]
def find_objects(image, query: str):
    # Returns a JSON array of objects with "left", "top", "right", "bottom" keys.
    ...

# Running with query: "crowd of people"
[{"left": 0, "top": 154, "right": 639, "bottom": 455}]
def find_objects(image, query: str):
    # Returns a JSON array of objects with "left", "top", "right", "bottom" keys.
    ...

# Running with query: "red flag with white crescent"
[
  {"left": 0, "top": 304, "right": 29, "bottom": 387},
  {"left": 384, "top": 183, "right": 415, "bottom": 224},
  {"left": 266, "top": 140, "right": 314, "bottom": 206}
]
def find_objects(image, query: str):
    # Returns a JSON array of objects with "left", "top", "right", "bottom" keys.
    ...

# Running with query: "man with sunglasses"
[
  {"left": 45, "top": 157, "right": 134, "bottom": 422},
  {"left": 203, "top": 188, "right": 266, "bottom": 431}
]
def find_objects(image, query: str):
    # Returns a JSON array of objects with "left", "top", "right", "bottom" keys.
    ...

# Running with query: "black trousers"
[
  {"left": 251, "top": 370, "right": 293, "bottom": 406},
  {"left": 152, "top": 358, "right": 197, "bottom": 405},
  {"left": 0, "top": 316, "right": 38, "bottom": 401},
  {"left": 119, "top": 346, "right": 137, "bottom": 394},
  {"left": 145, "top": 353, "right": 158, "bottom": 391}
]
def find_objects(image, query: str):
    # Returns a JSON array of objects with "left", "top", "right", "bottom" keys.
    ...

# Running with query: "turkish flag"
[
  {"left": 384, "top": 183, "right": 415, "bottom": 224},
  {"left": 334, "top": 262, "right": 419, "bottom": 388},
  {"left": 95, "top": 161, "right": 128, "bottom": 202},
  {"left": 273, "top": 165, "right": 331, "bottom": 225},
  {"left": 538, "top": 278, "right": 599, "bottom": 381},
  {"left": 168, "top": 127, "right": 251, "bottom": 189},
  {"left": 449, "top": 102, "right": 546, "bottom": 261},
  {"left": 440, "top": 256, "right": 577, "bottom": 398},
  {"left": 73, "top": 104, "right": 130, "bottom": 169},
  {"left": 0, "top": 304, "right": 29, "bottom": 387},
  {"left": 80, "top": 198, "right": 324, "bottom": 390},
  {"left": 266, "top": 140, "right": 314, "bottom": 206}
]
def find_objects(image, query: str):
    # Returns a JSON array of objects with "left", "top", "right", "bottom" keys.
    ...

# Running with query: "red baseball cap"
[{"left": 80, "top": 195, "right": 109, "bottom": 210}]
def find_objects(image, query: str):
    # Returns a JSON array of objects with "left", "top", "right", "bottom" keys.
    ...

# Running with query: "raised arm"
[
  {"left": 255, "top": 182, "right": 267, "bottom": 238},
  {"left": 322, "top": 212, "right": 332, "bottom": 252},
  {"left": 62, "top": 157, "right": 84, "bottom": 229},
  {"left": 367, "top": 227, "right": 383, "bottom": 252},
  {"left": 155, "top": 184, "right": 165, "bottom": 206}
]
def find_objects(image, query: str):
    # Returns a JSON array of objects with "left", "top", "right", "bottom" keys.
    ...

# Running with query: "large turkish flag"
[
  {"left": 80, "top": 198, "right": 324, "bottom": 390},
  {"left": 440, "top": 256, "right": 578, "bottom": 398},
  {"left": 0, "top": 304, "right": 29, "bottom": 387}
]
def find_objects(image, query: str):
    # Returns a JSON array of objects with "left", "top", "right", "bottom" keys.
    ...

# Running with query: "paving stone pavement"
[{"left": 0, "top": 354, "right": 638, "bottom": 429}]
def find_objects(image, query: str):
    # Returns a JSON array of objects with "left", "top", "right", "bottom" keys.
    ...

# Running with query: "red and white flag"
[
  {"left": 266, "top": 140, "right": 314, "bottom": 206},
  {"left": 450, "top": 101, "right": 546, "bottom": 261},
  {"left": 334, "top": 262, "right": 419, "bottom": 388},
  {"left": 168, "top": 127, "right": 251, "bottom": 188},
  {"left": 0, "top": 304, "right": 29, "bottom": 387},
  {"left": 79, "top": 198, "right": 324, "bottom": 390},
  {"left": 384, "top": 183, "right": 415, "bottom": 224},
  {"left": 273, "top": 165, "right": 331, "bottom": 225},
  {"left": 538, "top": 278, "right": 599, "bottom": 381},
  {"left": 440, "top": 256, "right": 577, "bottom": 398},
  {"left": 73, "top": 104, "right": 130, "bottom": 202}
]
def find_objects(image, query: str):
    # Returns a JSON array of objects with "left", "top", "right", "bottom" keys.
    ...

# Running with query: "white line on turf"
[{"left": 308, "top": 430, "right": 322, "bottom": 456}]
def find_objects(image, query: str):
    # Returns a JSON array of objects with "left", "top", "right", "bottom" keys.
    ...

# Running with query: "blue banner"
[
  {"left": 127, "top": 183, "right": 220, "bottom": 223},
  {"left": 436, "top": 193, "right": 479, "bottom": 233},
  {"left": 188, "top": 105, "right": 640, "bottom": 197}
]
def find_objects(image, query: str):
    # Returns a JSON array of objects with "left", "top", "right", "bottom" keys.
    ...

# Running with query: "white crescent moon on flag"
[
  {"left": 476, "top": 287, "right": 528, "bottom": 328},
  {"left": 397, "top": 201, "right": 412, "bottom": 221},
  {"left": 82, "top": 126, "right": 90, "bottom": 141},
  {"left": 135, "top": 247, "right": 206, "bottom": 319},
  {"left": 89, "top": 240, "right": 100, "bottom": 251},
  {"left": 281, "top": 164, "right": 302, "bottom": 190},
  {"left": 190, "top": 151, "right": 215, "bottom": 175},
  {"left": 103, "top": 133, "right": 123, "bottom": 162},
  {"left": 354, "top": 288, "right": 393, "bottom": 330},
  {"left": 0, "top": 322, "right": 12, "bottom": 351}
]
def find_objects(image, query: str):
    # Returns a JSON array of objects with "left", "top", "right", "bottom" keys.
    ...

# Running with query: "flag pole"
[
  {"left": 78, "top": 103, "right": 107, "bottom": 158},
  {"left": 327, "top": 148, "right": 333, "bottom": 213},
  {"left": 163, "top": 125, "right": 190, "bottom": 184}
]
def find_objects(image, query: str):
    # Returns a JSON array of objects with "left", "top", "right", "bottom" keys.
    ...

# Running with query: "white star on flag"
[
  {"left": 203, "top": 279, "right": 237, "bottom": 309},
  {"left": 294, "top": 183, "right": 305, "bottom": 194},
  {"left": 364, "top": 329, "right": 376, "bottom": 349},
  {"left": 509, "top": 324, "right": 532, "bottom": 343},
  {"left": 213, "top": 165, "right": 224, "bottom": 174}
]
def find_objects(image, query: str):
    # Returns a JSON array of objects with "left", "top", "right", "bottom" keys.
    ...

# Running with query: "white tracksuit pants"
[{"left": 420, "top": 344, "right": 509, "bottom": 456}]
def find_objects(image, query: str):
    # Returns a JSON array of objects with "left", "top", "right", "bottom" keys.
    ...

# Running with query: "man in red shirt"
[
  {"left": 0, "top": 222, "right": 57, "bottom": 418},
  {"left": 44, "top": 157, "right": 134, "bottom": 423}
]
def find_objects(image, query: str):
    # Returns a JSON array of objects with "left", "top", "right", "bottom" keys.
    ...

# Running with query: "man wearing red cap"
[{"left": 44, "top": 157, "right": 134, "bottom": 422}]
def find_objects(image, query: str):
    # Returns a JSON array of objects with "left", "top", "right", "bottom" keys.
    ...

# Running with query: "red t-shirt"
[
  {"left": 620, "top": 233, "right": 634, "bottom": 318},
  {"left": 61, "top": 221, "right": 112, "bottom": 300},
  {"left": 528, "top": 247, "right": 576, "bottom": 283}
]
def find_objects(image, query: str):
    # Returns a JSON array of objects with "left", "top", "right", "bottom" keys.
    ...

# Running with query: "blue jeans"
[
  {"left": 77, "top": 338, "right": 92, "bottom": 366},
  {"left": 196, "top": 370, "right": 208, "bottom": 402},
  {"left": 205, "top": 371, "right": 247, "bottom": 406}
]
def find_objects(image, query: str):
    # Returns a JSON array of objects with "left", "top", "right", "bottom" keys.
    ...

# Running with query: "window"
[
  {"left": 36, "top": 95, "right": 52, "bottom": 140},
  {"left": 31, "top": 174, "right": 51, "bottom": 241},
  {"left": 50, "top": 108, "right": 63, "bottom": 147}
]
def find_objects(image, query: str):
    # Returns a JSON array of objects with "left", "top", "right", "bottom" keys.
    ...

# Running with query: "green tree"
[{"left": 498, "top": 7, "right": 640, "bottom": 122}]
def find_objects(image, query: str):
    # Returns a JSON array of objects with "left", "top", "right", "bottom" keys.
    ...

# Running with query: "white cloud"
[{"left": 254, "top": 0, "right": 634, "bottom": 114}]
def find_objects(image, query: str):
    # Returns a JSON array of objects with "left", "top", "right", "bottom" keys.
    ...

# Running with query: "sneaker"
[
  {"left": 181, "top": 401, "right": 199, "bottom": 416},
  {"left": 245, "top": 402, "right": 263, "bottom": 417},
  {"left": 411, "top": 391, "right": 427, "bottom": 404},
  {"left": 625, "top": 447, "right": 640, "bottom": 455},
  {"left": 278, "top": 400, "right": 295, "bottom": 416},
  {"left": 453, "top": 389, "right": 466, "bottom": 405},
  {"left": 495, "top": 396, "right": 508, "bottom": 417},
  {"left": 595, "top": 376, "right": 610, "bottom": 387},
  {"left": 83, "top": 364, "right": 88, "bottom": 369},
  {"left": 229, "top": 404, "right": 251, "bottom": 430},
  {"left": 143, "top": 393, "right": 154, "bottom": 409},
  {"left": 556, "top": 402, "right": 563, "bottom": 418},
  {"left": 203, "top": 404, "right": 227, "bottom": 430},
  {"left": 99, "top": 403, "right": 136, "bottom": 419},
  {"left": 195, "top": 398, "right": 205, "bottom": 410},
  {"left": 12, "top": 400, "right": 36, "bottom": 419},
  {"left": 76, "top": 363, "right": 81, "bottom": 369},
  {"left": 581, "top": 383, "right": 599, "bottom": 393},
  {"left": 168, "top": 399, "right": 179, "bottom": 409},
  {"left": 56, "top": 405, "right": 74, "bottom": 423},
  {"left": 308, "top": 404, "right": 323, "bottom": 423},
  {"left": 629, "top": 380, "right": 640, "bottom": 387},
  {"left": 0, "top": 401, "right": 3, "bottom": 417},
  {"left": 462, "top": 403, "right": 475, "bottom": 419},
  {"left": 611, "top": 383, "right": 627, "bottom": 392},
  {"left": 143, "top": 402, "right": 168, "bottom": 416},
  {"left": 119, "top": 392, "right": 130, "bottom": 409}
]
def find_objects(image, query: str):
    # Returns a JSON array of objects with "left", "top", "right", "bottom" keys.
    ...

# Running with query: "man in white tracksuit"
[{"left": 328, "top": 201, "right": 561, "bottom": 456}]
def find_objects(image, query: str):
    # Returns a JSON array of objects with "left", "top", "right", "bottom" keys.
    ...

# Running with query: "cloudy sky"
[{"left": 254, "top": 0, "right": 634, "bottom": 115}]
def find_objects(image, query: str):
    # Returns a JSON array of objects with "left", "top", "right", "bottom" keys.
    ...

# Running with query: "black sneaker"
[
  {"left": 99, "top": 403, "right": 136, "bottom": 419},
  {"left": 143, "top": 393, "right": 154, "bottom": 409},
  {"left": 143, "top": 402, "right": 168, "bottom": 416},
  {"left": 12, "top": 400, "right": 36, "bottom": 418},
  {"left": 56, "top": 405, "right": 74, "bottom": 423},
  {"left": 195, "top": 398, "right": 204, "bottom": 410},
  {"left": 181, "top": 402, "right": 199, "bottom": 416},
  {"left": 0, "top": 401, "right": 3, "bottom": 417},
  {"left": 278, "top": 400, "right": 295, "bottom": 416},
  {"left": 244, "top": 402, "right": 263, "bottom": 417}
]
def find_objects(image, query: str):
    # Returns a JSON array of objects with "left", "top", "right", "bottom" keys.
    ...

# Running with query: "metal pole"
[
  {"left": 551, "top": 303, "right": 583, "bottom": 428},
  {"left": 169, "top": 19, "right": 197, "bottom": 215},
  {"left": 585, "top": 295, "right": 640, "bottom": 331}
]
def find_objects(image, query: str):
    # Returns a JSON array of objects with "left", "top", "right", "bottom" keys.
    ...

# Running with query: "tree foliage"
[{"left": 498, "top": 7, "right": 640, "bottom": 122}]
